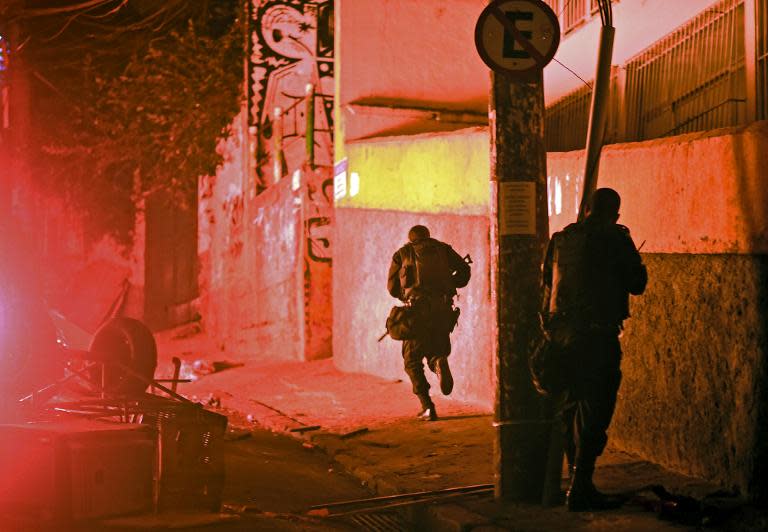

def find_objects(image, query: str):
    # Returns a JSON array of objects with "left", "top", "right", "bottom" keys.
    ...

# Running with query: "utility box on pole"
[{"left": 475, "top": 0, "right": 559, "bottom": 502}]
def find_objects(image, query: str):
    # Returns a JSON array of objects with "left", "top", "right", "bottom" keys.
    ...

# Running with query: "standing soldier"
[
  {"left": 387, "top": 225, "right": 471, "bottom": 421},
  {"left": 541, "top": 188, "right": 647, "bottom": 511}
]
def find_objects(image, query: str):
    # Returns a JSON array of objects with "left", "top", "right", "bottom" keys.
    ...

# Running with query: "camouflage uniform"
[
  {"left": 542, "top": 216, "right": 647, "bottom": 472},
  {"left": 387, "top": 236, "right": 470, "bottom": 410}
]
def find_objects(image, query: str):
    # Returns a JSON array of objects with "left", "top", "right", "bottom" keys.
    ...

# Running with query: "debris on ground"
[
  {"left": 339, "top": 427, "right": 369, "bottom": 439},
  {"left": 178, "top": 359, "right": 245, "bottom": 381},
  {"left": 631, "top": 485, "right": 746, "bottom": 527},
  {"left": 212, "top": 360, "right": 245, "bottom": 373},
  {"left": 289, "top": 425, "right": 321, "bottom": 433},
  {"left": 224, "top": 429, "right": 252, "bottom": 441},
  {"left": 171, "top": 321, "right": 203, "bottom": 340}
]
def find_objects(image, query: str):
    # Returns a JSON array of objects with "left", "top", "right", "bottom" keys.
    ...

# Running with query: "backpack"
[{"left": 399, "top": 240, "right": 454, "bottom": 299}]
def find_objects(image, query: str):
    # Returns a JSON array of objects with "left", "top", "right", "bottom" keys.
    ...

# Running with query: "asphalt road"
[
  {"left": 96, "top": 426, "right": 404, "bottom": 532},
  {"left": 216, "top": 428, "right": 377, "bottom": 531}
]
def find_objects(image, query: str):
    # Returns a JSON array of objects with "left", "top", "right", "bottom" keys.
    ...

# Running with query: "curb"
[
  {"left": 223, "top": 401, "right": 495, "bottom": 530},
  {"left": 411, "top": 503, "right": 495, "bottom": 532}
]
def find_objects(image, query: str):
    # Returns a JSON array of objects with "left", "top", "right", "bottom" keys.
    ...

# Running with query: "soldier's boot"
[
  {"left": 434, "top": 357, "right": 454, "bottom": 395},
  {"left": 416, "top": 396, "right": 438, "bottom": 421},
  {"left": 567, "top": 462, "right": 624, "bottom": 512},
  {"left": 566, "top": 464, "right": 594, "bottom": 512}
]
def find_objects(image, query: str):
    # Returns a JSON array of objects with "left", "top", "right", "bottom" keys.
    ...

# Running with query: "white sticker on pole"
[
  {"left": 499, "top": 181, "right": 536, "bottom": 235},
  {"left": 334, "top": 158, "right": 348, "bottom": 201}
]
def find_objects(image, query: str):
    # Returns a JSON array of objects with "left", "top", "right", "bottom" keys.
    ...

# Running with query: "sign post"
[{"left": 475, "top": 0, "right": 558, "bottom": 502}]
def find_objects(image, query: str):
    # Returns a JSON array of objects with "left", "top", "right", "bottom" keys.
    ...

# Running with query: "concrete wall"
[
  {"left": 334, "top": 120, "right": 768, "bottom": 493},
  {"left": 334, "top": 208, "right": 494, "bottom": 407},
  {"left": 200, "top": 0, "right": 336, "bottom": 361},
  {"left": 334, "top": 128, "right": 493, "bottom": 407},
  {"left": 199, "top": 105, "right": 334, "bottom": 362},
  {"left": 547, "top": 122, "right": 768, "bottom": 253},
  {"left": 547, "top": 121, "right": 768, "bottom": 491},
  {"left": 335, "top": 0, "right": 488, "bottom": 155},
  {"left": 334, "top": 0, "right": 721, "bottom": 149},
  {"left": 616, "top": 253, "right": 767, "bottom": 495},
  {"left": 250, "top": 0, "right": 334, "bottom": 185},
  {"left": 337, "top": 0, "right": 487, "bottom": 112},
  {"left": 200, "top": 124, "right": 305, "bottom": 361}
]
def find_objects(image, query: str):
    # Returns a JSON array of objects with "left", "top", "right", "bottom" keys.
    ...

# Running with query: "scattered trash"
[
  {"left": 212, "top": 360, "right": 245, "bottom": 373},
  {"left": 206, "top": 394, "right": 222, "bottom": 408},
  {"left": 632, "top": 485, "right": 745, "bottom": 527},
  {"left": 246, "top": 414, "right": 256, "bottom": 423},
  {"left": 171, "top": 321, "right": 202, "bottom": 340},
  {"left": 340, "top": 427, "right": 369, "bottom": 439},
  {"left": 251, "top": 399, "right": 307, "bottom": 426},
  {"left": 178, "top": 359, "right": 245, "bottom": 381},
  {"left": 289, "top": 425, "right": 321, "bottom": 433},
  {"left": 302, "top": 442, "right": 315, "bottom": 449},
  {"left": 361, "top": 441, "right": 394, "bottom": 448},
  {"left": 225, "top": 429, "right": 252, "bottom": 441}
]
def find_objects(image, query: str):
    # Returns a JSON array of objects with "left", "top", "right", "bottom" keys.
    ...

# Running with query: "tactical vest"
[
  {"left": 549, "top": 220, "right": 631, "bottom": 326},
  {"left": 399, "top": 239, "right": 455, "bottom": 300}
]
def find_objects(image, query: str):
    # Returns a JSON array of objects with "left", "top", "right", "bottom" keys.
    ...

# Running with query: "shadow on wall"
[{"left": 731, "top": 128, "right": 768, "bottom": 501}]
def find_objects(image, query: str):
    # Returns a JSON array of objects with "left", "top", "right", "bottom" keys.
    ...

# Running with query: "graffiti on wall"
[
  {"left": 305, "top": 176, "right": 333, "bottom": 262},
  {"left": 250, "top": 0, "right": 334, "bottom": 186}
]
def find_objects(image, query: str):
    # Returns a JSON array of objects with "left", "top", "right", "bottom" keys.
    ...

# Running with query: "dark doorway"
[{"left": 144, "top": 191, "right": 198, "bottom": 331}]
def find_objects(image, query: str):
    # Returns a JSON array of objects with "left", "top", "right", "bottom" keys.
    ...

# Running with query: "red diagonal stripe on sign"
[{"left": 489, "top": 5, "right": 546, "bottom": 66}]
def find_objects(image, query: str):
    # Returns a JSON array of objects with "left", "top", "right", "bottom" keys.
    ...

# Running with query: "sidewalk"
[{"left": 154, "top": 327, "right": 751, "bottom": 531}]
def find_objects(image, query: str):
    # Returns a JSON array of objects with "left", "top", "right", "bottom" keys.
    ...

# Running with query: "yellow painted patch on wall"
[{"left": 337, "top": 127, "right": 489, "bottom": 216}]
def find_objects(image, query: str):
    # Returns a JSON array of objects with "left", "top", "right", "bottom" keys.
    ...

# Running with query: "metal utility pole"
[
  {"left": 475, "top": 0, "right": 560, "bottom": 502},
  {"left": 577, "top": 0, "right": 615, "bottom": 220}
]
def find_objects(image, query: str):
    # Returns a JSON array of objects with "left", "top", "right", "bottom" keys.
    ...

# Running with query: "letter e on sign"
[{"left": 475, "top": 0, "right": 560, "bottom": 78}]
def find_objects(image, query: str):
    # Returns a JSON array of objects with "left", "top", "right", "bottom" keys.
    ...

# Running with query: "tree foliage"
[{"left": 20, "top": 0, "right": 244, "bottom": 245}]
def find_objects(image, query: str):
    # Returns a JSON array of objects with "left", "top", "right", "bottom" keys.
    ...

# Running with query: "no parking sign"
[{"left": 475, "top": 0, "right": 560, "bottom": 78}]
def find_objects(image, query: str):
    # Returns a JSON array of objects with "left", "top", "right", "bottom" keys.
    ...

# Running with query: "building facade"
[
  {"left": 199, "top": 0, "right": 768, "bottom": 495},
  {"left": 330, "top": 0, "right": 768, "bottom": 495}
]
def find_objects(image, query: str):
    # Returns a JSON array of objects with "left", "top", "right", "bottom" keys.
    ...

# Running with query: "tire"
[{"left": 88, "top": 317, "right": 157, "bottom": 395}]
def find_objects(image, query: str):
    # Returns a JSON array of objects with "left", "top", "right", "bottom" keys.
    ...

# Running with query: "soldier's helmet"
[{"left": 408, "top": 225, "right": 430, "bottom": 242}]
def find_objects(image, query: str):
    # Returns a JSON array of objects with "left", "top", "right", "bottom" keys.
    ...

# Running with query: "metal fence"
[
  {"left": 624, "top": 0, "right": 745, "bottom": 140},
  {"left": 545, "top": 83, "right": 592, "bottom": 152},
  {"left": 543, "top": 0, "right": 619, "bottom": 32},
  {"left": 546, "top": 0, "right": 748, "bottom": 151},
  {"left": 544, "top": 68, "right": 623, "bottom": 151},
  {"left": 563, "top": 0, "right": 588, "bottom": 32},
  {"left": 544, "top": 0, "right": 559, "bottom": 14}
]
